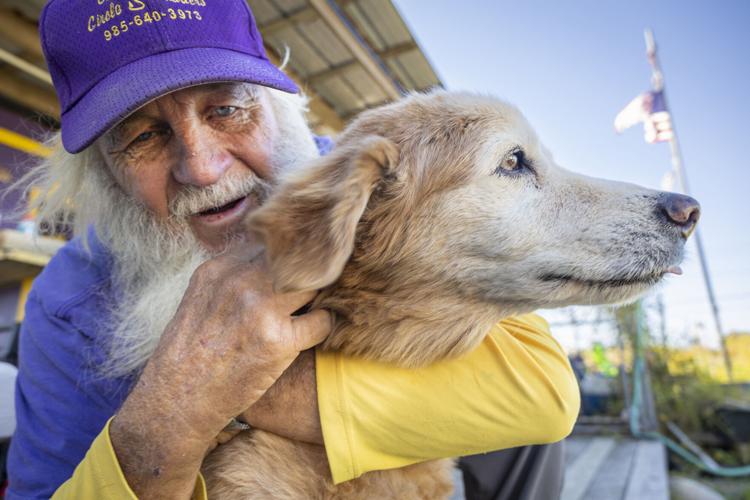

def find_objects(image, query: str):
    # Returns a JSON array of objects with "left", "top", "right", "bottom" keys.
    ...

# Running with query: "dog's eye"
[
  {"left": 495, "top": 151, "right": 526, "bottom": 175},
  {"left": 503, "top": 154, "right": 519, "bottom": 170}
]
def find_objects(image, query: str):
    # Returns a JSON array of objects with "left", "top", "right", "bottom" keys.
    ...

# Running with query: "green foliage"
[
  {"left": 649, "top": 348, "right": 737, "bottom": 436},
  {"left": 613, "top": 301, "right": 749, "bottom": 465}
]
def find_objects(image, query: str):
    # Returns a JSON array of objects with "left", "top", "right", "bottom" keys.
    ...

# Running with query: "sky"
[{"left": 393, "top": 0, "right": 750, "bottom": 351}]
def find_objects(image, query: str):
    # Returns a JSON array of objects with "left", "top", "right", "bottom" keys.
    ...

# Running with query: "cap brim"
[{"left": 61, "top": 47, "right": 298, "bottom": 153}]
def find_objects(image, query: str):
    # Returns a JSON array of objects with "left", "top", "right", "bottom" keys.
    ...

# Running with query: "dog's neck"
[{"left": 314, "top": 282, "right": 505, "bottom": 368}]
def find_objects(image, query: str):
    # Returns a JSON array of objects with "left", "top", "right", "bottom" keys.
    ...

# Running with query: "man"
[{"left": 6, "top": 0, "right": 579, "bottom": 498}]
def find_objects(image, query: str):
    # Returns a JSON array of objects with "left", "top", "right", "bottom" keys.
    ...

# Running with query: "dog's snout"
[{"left": 658, "top": 193, "right": 701, "bottom": 238}]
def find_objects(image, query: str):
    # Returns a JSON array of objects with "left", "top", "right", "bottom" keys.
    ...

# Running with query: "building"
[{"left": 0, "top": 0, "right": 442, "bottom": 358}]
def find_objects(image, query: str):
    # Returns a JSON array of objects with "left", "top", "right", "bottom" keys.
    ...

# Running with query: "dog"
[{"left": 201, "top": 90, "right": 699, "bottom": 498}]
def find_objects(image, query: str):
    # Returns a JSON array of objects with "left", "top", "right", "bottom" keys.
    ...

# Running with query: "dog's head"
[{"left": 247, "top": 91, "right": 698, "bottom": 313}]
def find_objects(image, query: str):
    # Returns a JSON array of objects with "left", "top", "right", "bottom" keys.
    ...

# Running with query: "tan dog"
[{"left": 201, "top": 91, "right": 699, "bottom": 498}]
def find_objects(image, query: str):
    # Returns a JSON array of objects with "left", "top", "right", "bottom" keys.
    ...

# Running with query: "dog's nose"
[{"left": 658, "top": 193, "right": 701, "bottom": 238}]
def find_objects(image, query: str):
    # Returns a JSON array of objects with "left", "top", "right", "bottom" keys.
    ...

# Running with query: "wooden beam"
[
  {"left": 561, "top": 437, "right": 616, "bottom": 500},
  {"left": 307, "top": 60, "right": 357, "bottom": 85},
  {"left": 306, "top": 95, "right": 345, "bottom": 133},
  {"left": 261, "top": 6, "right": 317, "bottom": 36},
  {"left": 305, "top": 41, "right": 417, "bottom": 86},
  {"left": 0, "top": 260, "right": 43, "bottom": 287},
  {"left": 0, "top": 8, "right": 44, "bottom": 60},
  {"left": 623, "top": 441, "right": 669, "bottom": 500},
  {"left": 574, "top": 439, "right": 636, "bottom": 499},
  {"left": 0, "top": 230, "right": 64, "bottom": 286},
  {"left": 378, "top": 41, "right": 417, "bottom": 60},
  {"left": 308, "top": 0, "right": 400, "bottom": 100},
  {"left": 0, "top": 9, "right": 57, "bottom": 117},
  {"left": 265, "top": 49, "right": 344, "bottom": 132},
  {"left": 0, "top": 47, "right": 51, "bottom": 85},
  {"left": 0, "top": 67, "right": 59, "bottom": 119},
  {"left": 1, "top": 229, "right": 64, "bottom": 264},
  {"left": 0, "top": 7, "right": 344, "bottom": 130}
]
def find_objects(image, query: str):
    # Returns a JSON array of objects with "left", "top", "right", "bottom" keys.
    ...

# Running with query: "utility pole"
[
  {"left": 656, "top": 294, "right": 667, "bottom": 347},
  {"left": 644, "top": 29, "right": 733, "bottom": 381}
]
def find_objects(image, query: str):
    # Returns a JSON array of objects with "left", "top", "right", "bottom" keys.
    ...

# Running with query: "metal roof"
[
  {"left": 251, "top": 0, "right": 441, "bottom": 124},
  {"left": 0, "top": 0, "right": 442, "bottom": 133}
]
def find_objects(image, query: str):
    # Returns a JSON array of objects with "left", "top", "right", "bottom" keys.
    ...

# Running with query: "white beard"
[{"left": 96, "top": 88, "right": 319, "bottom": 378}]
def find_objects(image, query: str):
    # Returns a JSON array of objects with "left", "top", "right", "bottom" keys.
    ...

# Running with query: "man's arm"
[
  {"left": 245, "top": 313, "right": 578, "bottom": 484},
  {"left": 52, "top": 419, "right": 207, "bottom": 500},
  {"left": 108, "top": 252, "right": 330, "bottom": 499},
  {"left": 50, "top": 313, "right": 575, "bottom": 497},
  {"left": 48, "top": 350, "right": 319, "bottom": 500},
  {"left": 315, "top": 313, "right": 580, "bottom": 484}
]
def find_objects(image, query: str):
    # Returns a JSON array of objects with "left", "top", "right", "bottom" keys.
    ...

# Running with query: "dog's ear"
[{"left": 247, "top": 135, "right": 399, "bottom": 293}]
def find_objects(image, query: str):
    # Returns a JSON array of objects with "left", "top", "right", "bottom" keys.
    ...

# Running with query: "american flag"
[{"left": 614, "top": 90, "right": 674, "bottom": 143}]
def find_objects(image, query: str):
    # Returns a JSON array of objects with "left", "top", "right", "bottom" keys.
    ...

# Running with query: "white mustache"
[{"left": 168, "top": 173, "right": 272, "bottom": 217}]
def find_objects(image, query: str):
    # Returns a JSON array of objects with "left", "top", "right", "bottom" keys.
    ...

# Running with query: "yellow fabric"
[
  {"left": 52, "top": 418, "right": 207, "bottom": 500},
  {"left": 51, "top": 313, "right": 577, "bottom": 494},
  {"left": 316, "top": 313, "right": 580, "bottom": 484},
  {"left": 15, "top": 278, "right": 34, "bottom": 323}
]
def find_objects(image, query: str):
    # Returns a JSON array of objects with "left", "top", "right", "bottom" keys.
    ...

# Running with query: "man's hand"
[{"left": 110, "top": 251, "right": 331, "bottom": 498}]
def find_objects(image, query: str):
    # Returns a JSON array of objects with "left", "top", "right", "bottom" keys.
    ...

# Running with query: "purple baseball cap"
[{"left": 40, "top": 0, "right": 299, "bottom": 153}]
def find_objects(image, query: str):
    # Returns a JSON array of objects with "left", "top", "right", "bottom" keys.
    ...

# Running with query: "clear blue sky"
[{"left": 394, "top": 0, "right": 750, "bottom": 350}]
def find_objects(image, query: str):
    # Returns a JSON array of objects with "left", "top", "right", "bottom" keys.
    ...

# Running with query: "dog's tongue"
[{"left": 666, "top": 265, "right": 683, "bottom": 275}]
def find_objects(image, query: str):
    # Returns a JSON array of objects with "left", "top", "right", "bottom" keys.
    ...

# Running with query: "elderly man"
[{"left": 6, "top": 0, "right": 578, "bottom": 499}]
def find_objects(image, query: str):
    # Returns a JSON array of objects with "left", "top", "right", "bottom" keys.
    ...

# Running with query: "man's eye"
[
  {"left": 132, "top": 131, "right": 156, "bottom": 144},
  {"left": 123, "top": 128, "right": 171, "bottom": 152},
  {"left": 214, "top": 106, "right": 238, "bottom": 117}
]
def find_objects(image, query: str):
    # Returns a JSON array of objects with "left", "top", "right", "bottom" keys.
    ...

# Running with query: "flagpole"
[{"left": 644, "top": 29, "right": 734, "bottom": 381}]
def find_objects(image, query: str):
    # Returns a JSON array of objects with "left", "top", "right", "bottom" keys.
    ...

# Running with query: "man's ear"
[{"left": 246, "top": 135, "right": 399, "bottom": 293}]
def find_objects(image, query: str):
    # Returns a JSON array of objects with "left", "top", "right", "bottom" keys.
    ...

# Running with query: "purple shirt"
[
  {"left": 6, "top": 136, "right": 334, "bottom": 499},
  {"left": 7, "top": 230, "right": 134, "bottom": 499}
]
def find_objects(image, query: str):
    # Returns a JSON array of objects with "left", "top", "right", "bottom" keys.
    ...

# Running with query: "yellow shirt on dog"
[{"left": 52, "top": 313, "right": 578, "bottom": 497}]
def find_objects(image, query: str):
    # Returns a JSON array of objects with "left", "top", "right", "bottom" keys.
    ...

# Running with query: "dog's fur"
[{"left": 201, "top": 91, "right": 692, "bottom": 498}]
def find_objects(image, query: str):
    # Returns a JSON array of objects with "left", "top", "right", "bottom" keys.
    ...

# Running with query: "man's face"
[{"left": 98, "top": 82, "right": 279, "bottom": 251}]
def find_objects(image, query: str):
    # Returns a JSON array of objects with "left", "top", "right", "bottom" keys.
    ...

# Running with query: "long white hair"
[{"left": 12, "top": 85, "right": 320, "bottom": 378}]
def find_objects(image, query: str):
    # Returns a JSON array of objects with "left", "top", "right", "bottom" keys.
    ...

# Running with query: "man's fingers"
[
  {"left": 282, "top": 289, "right": 319, "bottom": 314},
  {"left": 291, "top": 309, "right": 332, "bottom": 351}
]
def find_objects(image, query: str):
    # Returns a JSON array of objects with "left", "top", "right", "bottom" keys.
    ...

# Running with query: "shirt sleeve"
[
  {"left": 6, "top": 291, "right": 123, "bottom": 499},
  {"left": 315, "top": 313, "right": 580, "bottom": 484},
  {"left": 51, "top": 418, "right": 207, "bottom": 500}
]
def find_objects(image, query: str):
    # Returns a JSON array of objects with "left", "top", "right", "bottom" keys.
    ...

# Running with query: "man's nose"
[
  {"left": 172, "top": 127, "right": 232, "bottom": 187},
  {"left": 658, "top": 192, "right": 701, "bottom": 238}
]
